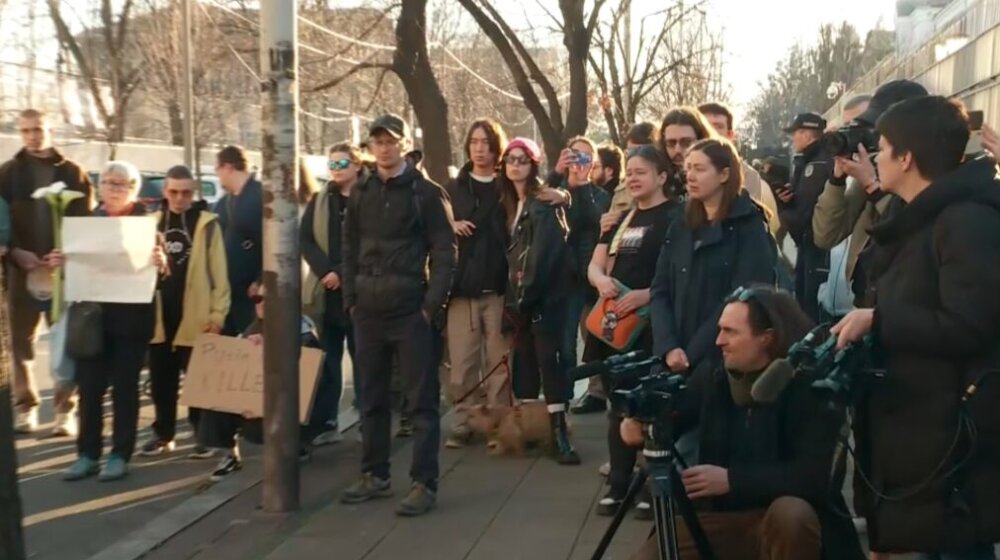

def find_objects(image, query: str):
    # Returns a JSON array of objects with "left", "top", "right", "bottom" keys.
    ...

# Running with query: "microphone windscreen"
[{"left": 750, "top": 358, "right": 796, "bottom": 403}]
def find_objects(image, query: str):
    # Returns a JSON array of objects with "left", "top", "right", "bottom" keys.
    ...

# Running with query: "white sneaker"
[
  {"left": 311, "top": 424, "right": 344, "bottom": 446},
  {"left": 52, "top": 413, "right": 77, "bottom": 437},
  {"left": 15, "top": 409, "right": 38, "bottom": 434},
  {"left": 598, "top": 461, "right": 611, "bottom": 477}
]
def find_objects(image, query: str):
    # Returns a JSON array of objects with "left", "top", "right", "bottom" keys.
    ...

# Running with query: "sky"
[{"left": 707, "top": 0, "right": 898, "bottom": 116}]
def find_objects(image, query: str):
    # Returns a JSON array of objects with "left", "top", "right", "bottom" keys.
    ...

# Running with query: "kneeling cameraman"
[
  {"left": 833, "top": 96, "right": 1000, "bottom": 560},
  {"left": 624, "top": 286, "right": 864, "bottom": 560}
]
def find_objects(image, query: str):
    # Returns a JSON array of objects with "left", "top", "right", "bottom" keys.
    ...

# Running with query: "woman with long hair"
[
  {"left": 499, "top": 137, "right": 579, "bottom": 465},
  {"left": 300, "top": 143, "right": 368, "bottom": 447},
  {"left": 584, "top": 144, "right": 681, "bottom": 516},
  {"left": 651, "top": 138, "right": 777, "bottom": 376}
]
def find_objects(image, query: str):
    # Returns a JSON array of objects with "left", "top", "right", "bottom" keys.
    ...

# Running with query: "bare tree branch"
[{"left": 310, "top": 60, "right": 394, "bottom": 92}]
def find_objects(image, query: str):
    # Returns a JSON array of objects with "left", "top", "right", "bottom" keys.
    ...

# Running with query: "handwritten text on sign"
[{"left": 179, "top": 334, "right": 323, "bottom": 423}]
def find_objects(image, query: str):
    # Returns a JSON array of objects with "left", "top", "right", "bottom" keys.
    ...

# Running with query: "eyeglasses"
[
  {"left": 328, "top": 159, "right": 352, "bottom": 171},
  {"left": 504, "top": 155, "right": 531, "bottom": 166},
  {"left": 664, "top": 138, "right": 696, "bottom": 150},
  {"left": 101, "top": 180, "right": 134, "bottom": 192},
  {"left": 165, "top": 189, "right": 195, "bottom": 198}
]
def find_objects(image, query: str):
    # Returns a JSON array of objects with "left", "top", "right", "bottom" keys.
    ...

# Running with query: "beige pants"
[{"left": 446, "top": 294, "right": 510, "bottom": 429}]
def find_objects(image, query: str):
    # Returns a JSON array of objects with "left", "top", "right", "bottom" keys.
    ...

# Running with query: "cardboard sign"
[{"left": 180, "top": 334, "right": 324, "bottom": 423}]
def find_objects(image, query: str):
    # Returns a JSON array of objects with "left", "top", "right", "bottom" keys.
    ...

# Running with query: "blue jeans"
[
  {"left": 307, "top": 322, "right": 356, "bottom": 437},
  {"left": 915, "top": 546, "right": 997, "bottom": 560},
  {"left": 559, "top": 289, "right": 586, "bottom": 400}
]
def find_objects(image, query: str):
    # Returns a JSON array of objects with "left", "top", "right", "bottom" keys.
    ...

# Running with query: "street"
[{"left": 14, "top": 328, "right": 356, "bottom": 560}]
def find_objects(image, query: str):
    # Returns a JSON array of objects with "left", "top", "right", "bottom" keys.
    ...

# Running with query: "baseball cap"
[
  {"left": 783, "top": 112, "right": 827, "bottom": 133},
  {"left": 856, "top": 79, "right": 929, "bottom": 125},
  {"left": 369, "top": 113, "right": 410, "bottom": 139}
]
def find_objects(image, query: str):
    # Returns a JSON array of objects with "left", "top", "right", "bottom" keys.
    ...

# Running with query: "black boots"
[{"left": 550, "top": 411, "right": 581, "bottom": 465}]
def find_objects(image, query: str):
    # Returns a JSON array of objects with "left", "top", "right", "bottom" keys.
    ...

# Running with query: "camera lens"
[{"left": 821, "top": 131, "right": 850, "bottom": 157}]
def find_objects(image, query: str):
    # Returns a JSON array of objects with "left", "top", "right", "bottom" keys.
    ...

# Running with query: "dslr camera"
[
  {"left": 569, "top": 351, "right": 687, "bottom": 423},
  {"left": 821, "top": 120, "right": 879, "bottom": 158}
]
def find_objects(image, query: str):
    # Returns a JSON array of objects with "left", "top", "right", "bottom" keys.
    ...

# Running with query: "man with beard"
[{"left": 658, "top": 107, "right": 716, "bottom": 200}]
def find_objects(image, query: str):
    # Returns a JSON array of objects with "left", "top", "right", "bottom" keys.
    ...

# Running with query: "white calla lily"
[{"left": 31, "top": 181, "right": 69, "bottom": 199}]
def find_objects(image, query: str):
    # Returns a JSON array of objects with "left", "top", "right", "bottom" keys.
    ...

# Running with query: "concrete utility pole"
[
  {"left": 0, "top": 270, "right": 26, "bottom": 560},
  {"left": 259, "top": 0, "right": 300, "bottom": 512},
  {"left": 181, "top": 0, "right": 195, "bottom": 169}
]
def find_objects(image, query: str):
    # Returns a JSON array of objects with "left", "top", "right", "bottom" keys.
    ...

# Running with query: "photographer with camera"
[
  {"left": 831, "top": 96, "right": 1000, "bottom": 560},
  {"left": 625, "top": 286, "right": 864, "bottom": 560},
  {"left": 812, "top": 80, "right": 928, "bottom": 310}
]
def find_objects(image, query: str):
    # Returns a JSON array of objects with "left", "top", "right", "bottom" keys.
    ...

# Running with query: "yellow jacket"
[{"left": 151, "top": 210, "right": 231, "bottom": 347}]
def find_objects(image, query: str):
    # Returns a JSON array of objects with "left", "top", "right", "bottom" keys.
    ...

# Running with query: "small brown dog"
[{"left": 466, "top": 402, "right": 555, "bottom": 456}]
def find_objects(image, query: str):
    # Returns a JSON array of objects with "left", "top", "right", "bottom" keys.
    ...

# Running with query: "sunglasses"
[
  {"left": 664, "top": 138, "right": 696, "bottom": 150},
  {"left": 504, "top": 155, "right": 531, "bottom": 166},
  {"left": 726, "top": 286, "right": 776, "bottom": 330},
  {"left": 328, "top": 159, "right": 352, "bottom": 171}
]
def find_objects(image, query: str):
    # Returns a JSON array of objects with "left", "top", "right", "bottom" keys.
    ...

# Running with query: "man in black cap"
[
  {"left": 340, "top": 113, "right": 457, "bottom": 516},
  {"left": 811, "top": 79, "right": 929, "bottom": 308},
  {"left": 775, "top": 111, "right": 830, "bottom": 321}
]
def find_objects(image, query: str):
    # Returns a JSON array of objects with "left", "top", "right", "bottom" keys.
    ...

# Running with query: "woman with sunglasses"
[
  {"left": 651, "top": 138, "right": 777, "bottom": 377},
  {"left": 61, "top": 160, "right": 168, "bottom": 482},
  {"left": 499, "top": 137, "right": 580, "bottom": 465},
  {"left": 300, "top": 143, "right": 368, "bottom": 447},
  {"left": 584, "top": 145, "right": 681, "bottom": 516}
]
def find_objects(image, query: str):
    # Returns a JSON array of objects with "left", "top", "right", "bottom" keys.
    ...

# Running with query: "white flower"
[{"left": 31, "top": 181, "right": 69, "bottom": 199}]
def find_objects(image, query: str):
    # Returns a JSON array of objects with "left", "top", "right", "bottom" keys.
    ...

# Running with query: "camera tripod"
[{"left": 590, "top": 422, "right": 716, "bottom": 560}]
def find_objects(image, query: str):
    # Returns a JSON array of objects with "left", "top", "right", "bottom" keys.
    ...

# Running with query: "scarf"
[
  {"left": 726, "top": 368, "right": 765, "bottom": 407},
  {"left": 302, "top": 181, "right": 334, "bottom": 319}
]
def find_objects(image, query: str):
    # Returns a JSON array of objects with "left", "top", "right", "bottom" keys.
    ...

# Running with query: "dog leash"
[{"left": 454, "top": 308, "right": 521, "bottom": 407}]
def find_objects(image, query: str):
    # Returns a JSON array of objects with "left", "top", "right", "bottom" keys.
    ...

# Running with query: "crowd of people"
[{"left": 4, "top": 74, "right": 1000, "bottom": 559}]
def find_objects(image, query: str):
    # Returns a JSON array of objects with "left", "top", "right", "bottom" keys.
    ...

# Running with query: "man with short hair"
[
  {"left": 0, "top": 109, "right": 92, "bottom": 436},
  {"left": 625, "top": 121, "right": 658, "bottom": 148},
  {"left": 776, "top": 112, "right": 830, "bottom": 321},
  {"left": 833, "top": 95, "right": 1000, "bottom": 560},
  {"left": 699, "top": 101, "right": 780, "bottom": 232},
  {"left": 341, "top": 114, "right": 456, "bottom": 517},
  {"left": 140, "top": 165, "right": 230, "bottom": 456},
  {"left": 213, "top": 145, "right": 262, "bottom": 336},
  {"left": 812, "top": 81, "right": 928, "bottom": 308},
  {"left": 627, "top": 286, "right": 864, "bottom": 560},
  {"left": 593, "top": 144, "right": 626, "bottom": 212}
]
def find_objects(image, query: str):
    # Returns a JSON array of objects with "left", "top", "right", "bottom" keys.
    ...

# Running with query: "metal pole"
[
  {"left": 181, "top": 0, "right": 195, "bottom": 168},
  {"left": 259, "top": 0, "right": 300, "bottom": 513},
  {"left": 623, "top": 0, "right": 632, "bottom": 119}
]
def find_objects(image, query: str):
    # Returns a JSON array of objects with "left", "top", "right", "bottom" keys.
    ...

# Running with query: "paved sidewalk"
[{"left": 144, "top": 412, "right": 650, "bottom": 560}]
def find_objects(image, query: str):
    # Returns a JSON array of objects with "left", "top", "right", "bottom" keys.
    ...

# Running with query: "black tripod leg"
[
  {"left": 669, "top": 468, "right": 715, "bottom": 560},
  {"left": 590, "top": 469, "right": 648, "bottom": 560}
]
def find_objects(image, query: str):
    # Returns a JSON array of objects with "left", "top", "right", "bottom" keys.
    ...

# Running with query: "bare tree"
[
  {"left": 458, "top": 0, "right": 605, "bottom": 164},
  {"left": 311, "top": 0, "right": 452, "bottom": 185},
  {"left": 49, "top": 0, "right": 142, "bottom": 150},
  {"left": 588, "top": 0, "right": 723, "bottom": 146}
]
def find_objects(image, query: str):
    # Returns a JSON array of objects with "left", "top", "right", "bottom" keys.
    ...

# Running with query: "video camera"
[
  {"left": 569, "top": 351, "right": 687, "bottom": 423},
  {"left": 821, "top": 120, "right": 879, "bottom": 158},
  {"left": 786, "top": 324, "right": 885, "bottom": 406}
]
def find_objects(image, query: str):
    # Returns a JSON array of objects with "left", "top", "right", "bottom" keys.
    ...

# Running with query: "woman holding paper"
[{"left": 56, "top": 160, "right": 167, "bottom": 482}]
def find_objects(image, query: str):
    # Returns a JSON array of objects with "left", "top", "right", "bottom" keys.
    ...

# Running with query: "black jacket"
[
  {"left": 778, "top": 141, "right": 830, "bottom": 246},
  {"left": 651, "top": 191, "right": 776, "bottom": 367},
  {"left": 0, "top": 148, "right": 92, "bottom": 257},
  {"left": 856, "top": 156, "right": 1000, "bottom": 552},
  {"left": 342, "top": 164, "right": 456, "bottom": 319},
  {"left": 676, "top": 363, "right": 865, "bottom": 560},
  {"left": 565, "top": 183, "right": 611, "bottom": 297},
  {"left": 444, "top": 163, "right": 508, "bottom": 297},
  {"left": 506, "top": 196, "right": 570, "bottom": 334},
  {"left": 301, "top": 182, "right": 349, "bottom": 326}
]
